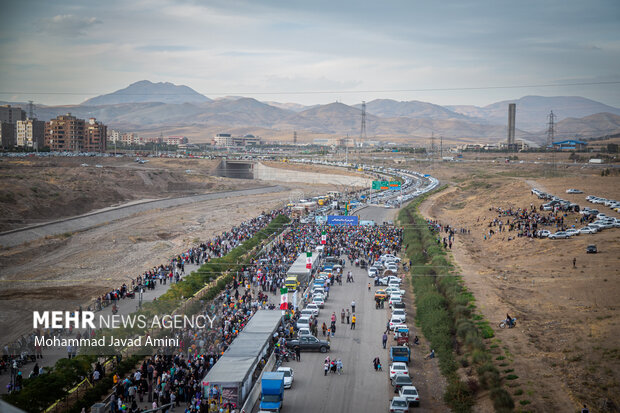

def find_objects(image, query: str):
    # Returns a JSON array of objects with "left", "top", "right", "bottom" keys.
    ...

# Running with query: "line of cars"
[
  {"left": 286, "top": 270, "right": 333, "bottom": 353},
  {"left": 367, "top": 254, "right": 421, "bottom": 412}
]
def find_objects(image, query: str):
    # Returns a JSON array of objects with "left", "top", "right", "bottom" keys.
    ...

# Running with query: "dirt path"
[{"left": 419, "top": 187, "right": 575, "bottom": 413}]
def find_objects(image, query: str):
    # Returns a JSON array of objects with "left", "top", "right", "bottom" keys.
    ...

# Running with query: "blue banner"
[{"left": 327, "top": 215, "right": 359, "bottom": 226}]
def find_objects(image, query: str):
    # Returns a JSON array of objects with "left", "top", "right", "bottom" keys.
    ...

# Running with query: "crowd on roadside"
[
  {"left": 426, "top": 219, "right": 469, "bottom": 249},
  {"left": 481, "top": 204, "right": 598, "bottom": 240},
  {"left": 1, "top": 207, "right": 289, "bottom": 393}
]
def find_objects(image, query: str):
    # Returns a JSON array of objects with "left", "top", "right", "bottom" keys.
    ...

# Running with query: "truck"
[
  {"left": 390, "top": 346, "right": 411, "bottom": 365},
  {"left": 259, "top": 371, "right": 285, "bottom": 412},
  {"left": 286, "top": 252, "right": 321, "bottom": 285}
]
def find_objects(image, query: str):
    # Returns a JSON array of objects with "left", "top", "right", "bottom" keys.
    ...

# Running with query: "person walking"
[
  {"left": 324, "top": 362, "right": 329, "bottom": 376},
  {"left": 382, "top": 332, "right": 388, "bottom": 349},
  {"left": 351, "top": 300, "right": 356, "bottom": 313},
  {"left": 351, "top": 314, "right": 356, "bottom": 330},
  {"left": 336, "top": 359, "right": 343, "bottom": 375},
  {"left": 340, "top": 309, "right": 345, "bottom": 324},
  {"left": 373, "top": 357, "right": 379, "bottom": 371},
  {"left": 573, "top": 257, "right": 577, "bottom": 268},
  {"left": 322, "top": 322, "right": 327, "bottom": 336},
  {"left": 295, "top": 345, "right": 301, "bottom": 362},
  {"left": 346, "top": 309, "right": 350, "bottom": 324}
]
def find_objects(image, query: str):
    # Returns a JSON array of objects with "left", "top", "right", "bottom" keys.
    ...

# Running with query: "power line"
[{"left": 0, "top": 80, "right": 619, "bottom": 97}]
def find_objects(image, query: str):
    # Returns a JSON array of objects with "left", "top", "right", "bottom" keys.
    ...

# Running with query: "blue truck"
[
  {"left": 390, "top": 345, "right": 411, "bottom": 365},
  {"left": 259, "top": 371, "right": 285, "bottom": 412}
]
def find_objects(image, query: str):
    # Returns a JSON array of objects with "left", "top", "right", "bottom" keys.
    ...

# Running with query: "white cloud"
[{"left": 38, "top": 14, "right": 101, "bottom": 37}]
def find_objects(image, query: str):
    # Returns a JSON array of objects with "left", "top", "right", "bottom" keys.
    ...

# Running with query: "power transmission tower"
[
  {"left": 293, "top": 131, "right": 297, "bottom": 144},
  {"left": 546, "top": 111, "right": 555, "bottom": 148},
  {"left": 440, "top": 135, "right": 443, "bottom": 159},
  {"left": 359, "top": 101, "right": 367, "bottom": 149},
  {"left": 430, "top": 132, "right": 435, "bottom": 155}
]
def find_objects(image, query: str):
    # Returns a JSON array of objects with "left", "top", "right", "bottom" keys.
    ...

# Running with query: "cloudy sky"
[{"left": 1, "top": 0, "right": 619, "bottom": 107}]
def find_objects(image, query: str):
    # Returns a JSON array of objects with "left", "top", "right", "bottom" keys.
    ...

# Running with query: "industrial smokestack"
[{"left": 507, "top": 103, "right": 516, "bottom": 148}]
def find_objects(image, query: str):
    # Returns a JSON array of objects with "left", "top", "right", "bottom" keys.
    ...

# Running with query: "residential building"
[
  {"left": 85, "top": 118, "right": 107, "bottom": 152},
  {"left": 0, "top": 105, "right": 26, "bottom": 124},
  {"left": 109, "top": 129, "right": 121, "bottom": 143},
  {"left": 45, "top": 113, "right": 107, "bottom": 152},
  {"left": 0, "top": 123, "right": 16, "bottom": 148},
  {"left": 165, "top": 136, "right": 188, "bottom": 146},
  {"left": 16, "top": 119, "right": 45, "bottom": 149},
  {"left": 121, "top": 132, "right": 140, "bottom": 145},
  {"left": 45, "top": 114, "right": 85, "bottom": 151},
  {"left": 213, "top": 133, "right": 233, "bottom": 147},
  {"left": 0, "top": 105, "right": 26, "bottom": 148}
]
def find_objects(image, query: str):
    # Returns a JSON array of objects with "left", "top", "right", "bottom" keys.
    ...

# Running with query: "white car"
[
  {"left": 296, "top": 317, "right": 311, "bottom": 330},
  {"left": 312, "top": 296, "right": 325, "bottom": 308},
  {"left": 548, "top": 231, "right": 569, "bottom": 239},
  {"left": 368, "top": 268, "right": 378, "bottom": 278},
  {"left": 579, "top": 227, "right": 597, "bottom": 234},
  {"left": 300, "top": 309, "right": 315, "bottom": 319},
  {"left": 389, "top": 317, "right": 407, "bottom": 330},
  {"left": 381, "top": 254, "right": 401, "bottom": 262},
  {"left": 392, "top": 309, "right": 407, "bottom": 319},
  {"left": 389, "top": 295, "right": 403, "bottom": 307},
  {"left": 566, "top": 189, "right": 583, "bottom": 194},
  {"left": 305, "top": 303, "right": 320, "bottom": 316},
  {"left": 538, "top": 230, "right": 551, "bottom": 237},
  {"left": 566, "top": 229, "right": 580, "bottom": 237},
  {"left": 276, "top": 366, "right": 294, "bottom": 389},
  {"left": 385, "top": 286, "right": 405, "bottom": 296},
  {"left": 389, "top": 362, "right": 409, "bottom": 380}
]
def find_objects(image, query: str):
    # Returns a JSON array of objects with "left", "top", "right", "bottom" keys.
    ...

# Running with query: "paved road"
[
  {"left": 0, "top": 186, "right": 284, "bottom": 248},
  {"left": 266, "top": 206, "right": 404, "bottom": 413}
]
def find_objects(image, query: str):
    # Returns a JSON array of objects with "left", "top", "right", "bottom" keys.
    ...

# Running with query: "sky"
[{"left": 0, "top": 0, "right": 619, "bottom": 108}]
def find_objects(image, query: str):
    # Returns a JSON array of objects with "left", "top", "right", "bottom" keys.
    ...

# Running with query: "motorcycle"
[{"left": 499, "top": 317, "right": 517, "bottom": 329}]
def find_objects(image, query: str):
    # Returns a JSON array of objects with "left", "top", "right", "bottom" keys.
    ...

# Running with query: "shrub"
[
  {"left": 490, "top": 387, "right": 515, "bottom": 410},
  {"left": 444, "top": 378, "right": 475, "bottom": 413}
]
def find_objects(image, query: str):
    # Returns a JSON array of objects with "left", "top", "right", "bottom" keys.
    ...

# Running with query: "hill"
[
  {"left": 81, "top": 80, "right": 211, "bottom": 105},
  {"left": 357, "top": 99, "right": 477, "bottom": 122},
  {"left": 550, "top": 112, "right": 620, "bottom": 140},
  {"left": 448, "top": 96, "right": 620, "bottom": 131}
]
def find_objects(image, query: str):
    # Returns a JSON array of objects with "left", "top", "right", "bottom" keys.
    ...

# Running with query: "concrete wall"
[{"left": 255, "top": 163, "right": 371, "bottom": 187}]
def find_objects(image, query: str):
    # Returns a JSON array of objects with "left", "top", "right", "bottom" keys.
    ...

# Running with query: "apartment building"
[
  {"left": 45, "top": 114, "right": 86, "bottom": 152},
  {"left": 84, "top": 118, "right": 107, "bottom": 152},
  {"left": 16, "top": 119, "right": 45, "bottom": 149},
  {"left": 0, "top": 105, "right": 26, "bottom": 148}
]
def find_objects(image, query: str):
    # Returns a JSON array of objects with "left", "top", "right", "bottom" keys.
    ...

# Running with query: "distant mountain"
[
  {"left": 82, "top": 80, "right": 211, "bottom": 105},
  {"left": 264, "top": 101, "right": 313, "bottom": 112},
  {"left": 447, "top": 96, "right": 620, "bottom": 131},
  {"left": 547, "top": 112, "right": 620, "bottom": 140},
  {"left": 357, "top": 99, "right": 477, "bottom": 122}
]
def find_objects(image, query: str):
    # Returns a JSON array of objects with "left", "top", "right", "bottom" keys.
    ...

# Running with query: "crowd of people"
[{"left": 426, "top": 218, "right": 469, "bottom": 249}]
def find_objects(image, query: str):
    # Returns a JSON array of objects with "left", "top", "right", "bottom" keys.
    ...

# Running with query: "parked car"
[
  {"left": 276, "top": 366, "right": 294, "bottom": 389},
  {"left": 296, "top": 317, "right": 311, "bottom": 330},
  {"left": 548, "top": 231, "right": 569, "bottom": 239},
  {"left": 389, "top": 315, "right": 406, "bottom": 329},
  {"left": 312, "top": 296, "right": 325, "bottom": 308},
  {"left": 389, "top": 396, "right": 410, "bottom": 413},
  {"left": 566, "top": 189, "right": 583, "bottom": 194},
  {"left": 586, "top": 245, "right": 598, "bottom": 254},
  {"left": 285, "top": 335, "right": 330, "bottom": 353},
  {"left": 399, "top": 386, "right": 420, "bottom": 407},
  {"left": 389, "top": 295, "right": 403, "bottom": 308},
  {"left": 389, "top": 362, "right": 409, "bottom": 379},
  {"left": 537, "top": 230, "right": 551, "bottom": 237},
  {"left": 391, "top": 374, "right": 413, "bottom": 393},
  {"left": 305, "top": 303, "right": 320, "bottom": 316},
  {"left": 579, "top": 227, "right": 597, "bottom": 234},
  {"left": 385, "top": 286, "right": 405, "bottom": 296},
  {"left": 392, "top": 309, "right": 407, "bottom": 319},
  {"left": 566, "top": 229, "right": 580, "bottom": 237}
]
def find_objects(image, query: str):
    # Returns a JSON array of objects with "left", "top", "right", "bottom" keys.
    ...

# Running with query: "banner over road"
[{"left": 327, "top": 215, "right": 359, "bottom": 226}]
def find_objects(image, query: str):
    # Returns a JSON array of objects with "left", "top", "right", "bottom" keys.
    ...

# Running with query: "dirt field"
[
  {"left": 0, "top": 157, "right": 239, "bottom": 232},
  {"left": 418, "top": 166, "right": 620, "bottom": 412}
]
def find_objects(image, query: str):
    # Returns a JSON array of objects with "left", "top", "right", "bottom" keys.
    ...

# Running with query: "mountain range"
[{"left": 4, "top": 80, "right": 620, "bottom": 144}]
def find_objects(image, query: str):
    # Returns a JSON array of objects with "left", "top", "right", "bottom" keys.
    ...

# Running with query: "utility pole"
[{"left": 440, "top": 135, "right": 443, "bottom": 159}]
